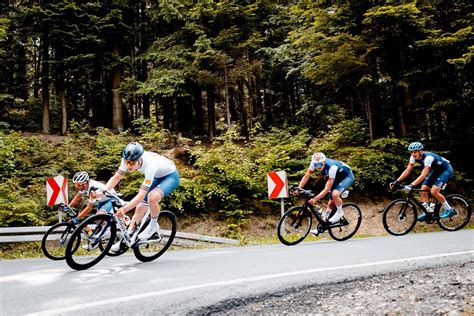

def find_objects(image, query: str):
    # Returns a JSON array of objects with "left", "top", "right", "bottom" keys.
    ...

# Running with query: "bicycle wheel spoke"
[
  {"left": 329, "top": 204, "right": 361, "bottom": 241},
  {"left": 383, "top": 200, "right": 417, "bottom": 236},
  {"left": 42, "top": 223, "right": 76, "bottom": 260},
  {"left": 437, "top": 195, "right": 472, "bottom": 231},
  {"left": 277, "top": 207, "right": 311, "bottom": 246},
  {"left": 133, "top": 211, "right": 177, "bottom": 262},
  {"left": 65, "top": 214, "right": 116, "bottom": 270}
]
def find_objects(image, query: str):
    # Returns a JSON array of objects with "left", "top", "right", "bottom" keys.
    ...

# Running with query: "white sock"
[
  {"left": 148, "top": 217, "right": 158, "bottom": 228},
  {"left": 336, "top": 205, "right": 343, "bottom": 214},
  {"left": 442, "top": 201, "right": 451, "bottom": 210}
]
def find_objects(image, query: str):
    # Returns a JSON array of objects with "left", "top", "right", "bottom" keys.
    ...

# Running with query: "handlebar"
[
  {"left": 57, "top": 203, "right": 77, "bottom": 217},
  {"left": 390, "top": 182, "right": 430, "bottom": 193},
  {"left": 103, "top": 189, "right": 127, "bottom": 207},
  {"left": 289, "top": 186, "right": 316, "bottom": 198}
]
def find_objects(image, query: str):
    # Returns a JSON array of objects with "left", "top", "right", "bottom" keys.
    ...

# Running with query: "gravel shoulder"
[{"left": 190, "top": 261, "right": 474, "bottom": 315}]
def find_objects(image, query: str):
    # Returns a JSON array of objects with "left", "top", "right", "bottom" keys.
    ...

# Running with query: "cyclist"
[
  {"left": 106, "top": 142, "right": 179, "bottom": 251},
  {"left": 390, "top": 142, "right": 454, "bottom": 221},
  {"left": 294, "top": 152, "right": 354, "bottom": 224},
  {"left": 69, "top": 171, "right": 116, "bottom": 223}
]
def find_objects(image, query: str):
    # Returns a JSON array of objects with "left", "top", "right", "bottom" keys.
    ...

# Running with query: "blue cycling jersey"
[
  {"left": 410, "top": 152, "right": 451, "bottom": 172},
  {"left": 310, "top": 158, "right": 351, "bottom": 178}
]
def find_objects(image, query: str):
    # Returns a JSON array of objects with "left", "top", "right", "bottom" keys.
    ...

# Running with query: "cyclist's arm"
[
  {"left": 120, "top": 189, "right": 147, "bottom": 214},
  {"left": 77, "top": 202, "right": 94, "bottom": 220},
  {"left": 411, "top": 166, "right": 430, "bottom": 187},
  {"left": 298, "top": 170, "right": 312, "bottom": 188},
  {"left": 310, "top": 177, "right": 334, "bottom": 202},
  {"left": 106, "top": 172, "right": 123, "bottom": 190},
  {"left": 396, "top": 163, "right": 414, "bottom": 182},
  {"left": 69, "top": 193, "right": 83, "bottom": 208}
]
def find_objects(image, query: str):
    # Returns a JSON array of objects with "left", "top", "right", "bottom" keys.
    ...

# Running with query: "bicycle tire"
[
  {"left": 277, "top": 206, "right": 312, "bottom": 246},
  {"left": 65, "top": 214, "right": 116, "bottom": 270},
  {"left": 41, "top": 222, "right": 78, "bottom": 260},
  {"left": 133, "top": 211, "right": 177, "bottom": 262},
  {"left": 382, "top": 198, "right": 417, "bottom": 236},
  {"left": 437, "top": 194, "right": 472, "bottom": 231},
  {"left": 328, "top": 203, "right": 362, "bottom": 241}
]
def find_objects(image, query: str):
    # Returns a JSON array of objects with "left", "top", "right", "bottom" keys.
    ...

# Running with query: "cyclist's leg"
[
  {"left": 139, "top": 171, "right": 180, "bottom": 240},
  {"left": 431, "top": 166, "right": 454, "bottom": 217},
  {"left": 420, "top": 170, "right": 439, "bottom": 204},
  {"left": 329, "top": 171, "right": 354, "bottom": 223}
]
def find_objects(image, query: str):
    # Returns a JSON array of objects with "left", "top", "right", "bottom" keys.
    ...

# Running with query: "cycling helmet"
[
  {"left": 72, "top": 171, "right": 89, "bottom": 183},
  {"left": 122, "top": 142, "right": 144, "bottom": 161},
  {"left": 408, "top": 142, "right": 424, "bottom": 152},
  {"left": 311, "top": 152, "right": 326, "bottom": 164}
]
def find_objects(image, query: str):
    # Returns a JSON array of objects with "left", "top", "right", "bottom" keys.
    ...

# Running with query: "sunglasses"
[
  {"left": 314, "top": 162, "right": 324, "bottom": 168},
  {"left": 125, "top": 160, "right": 139, "bottom": 166}
]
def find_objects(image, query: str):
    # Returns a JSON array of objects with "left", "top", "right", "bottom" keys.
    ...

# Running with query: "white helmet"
[
  {"left": 72, "top": 171, "right": 89, "bottom": 183},
  {"left": 311, "top": 152, "right": 326, "bottom": 164}
]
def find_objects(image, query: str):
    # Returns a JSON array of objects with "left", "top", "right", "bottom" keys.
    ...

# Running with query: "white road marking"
[{"left": 27, "top": 250, "right": 474, "bottom": 315}]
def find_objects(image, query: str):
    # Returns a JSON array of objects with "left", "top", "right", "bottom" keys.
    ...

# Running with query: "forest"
[{"left": 0, "top": 1, "right": 472, "bottom": 231}]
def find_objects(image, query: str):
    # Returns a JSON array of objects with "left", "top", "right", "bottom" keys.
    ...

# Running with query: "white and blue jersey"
[
  {"left": 79, "top": 180, "right": 115, "bottom": 213},
  {"left": 309, "top": 158, "right": 355, "bottom": 196},
  {"left": 409, "top": 152, "right": 453, "bottom": 187},
  {"left": 118, "top": 151, "right": 180, "bottom": 201}
]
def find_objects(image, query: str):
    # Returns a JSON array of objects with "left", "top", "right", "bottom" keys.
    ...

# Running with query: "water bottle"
[
  {"left": 429, "top": 202, "right": 436, "bottom": 211},
  {"left": 123, "top": 215, "right": 131, "bottom": 227},
  {"left": 422, "top": 202, "right": 433, "bottom": 212}
]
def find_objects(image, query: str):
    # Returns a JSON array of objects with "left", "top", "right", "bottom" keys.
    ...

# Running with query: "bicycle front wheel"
[
  {"left": 277, "top": 206, "right": 312, "bottom": 246},
  {"left": 328, "top": 203, "right": 362, "bottom": 241},
  {"left": 437, "top": 194, "right": 472, "bottom": 231},
  {"left": 382, "top": 199, "right": 417, "bottom": 236},
  {"left": 133, "top": 211, "right": 177, "bottom": 262},
  {"left": 41, "top": 222, "right": 78, "bottom": 260},
  {"left": 65, "top": 214, "right": 116, "bottom": 270}
]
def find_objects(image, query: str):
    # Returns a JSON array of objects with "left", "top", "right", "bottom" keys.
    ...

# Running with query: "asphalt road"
[{"left": 1, "top": 230, "right": 473, "bottom": 315}]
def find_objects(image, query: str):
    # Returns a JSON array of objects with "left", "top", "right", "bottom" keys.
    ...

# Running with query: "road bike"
[
  {"left": 64, "top": 190, "right": 177, "bottom": 270},
  {"left": 383, "top": 183, "right": 472, "bottom": 236},
  {"left": 277, "top": 187, "right": 362, "bottom": 245},
  {"left": 41, "top": 203, "right": 80, "bottom": 260}
]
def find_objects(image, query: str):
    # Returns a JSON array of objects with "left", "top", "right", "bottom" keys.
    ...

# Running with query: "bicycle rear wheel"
[
  {"left": 437, "top": 194, "right": 472, "bottom": 231},
  {"left": 277, "top": 206, "right": 312, "bottom": 246},
  {"left": 41, "top": 222, "right": 78, "bottom": 260},
  {"left": 133, "top": 211, "right": 177, "bottom": 262},
  {"left": 328, "top": 203, "right": 362, "bottom": 241},
  {"left": 65, "top": 214, "right": 116, "bottom": 270},
  {"left": 382, "top": 199, "right": 417, "bottom": 236}
]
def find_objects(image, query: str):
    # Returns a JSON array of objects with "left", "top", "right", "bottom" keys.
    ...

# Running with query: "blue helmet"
[
  {"left": 122, "top": 142, "right": 144, "bottom": 161},
  {"left": 408, "top": 142, "right": 424, "bottom": 152}
]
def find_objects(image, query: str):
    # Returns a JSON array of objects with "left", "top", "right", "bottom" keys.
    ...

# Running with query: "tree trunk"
[
  {"left": 60, "top": 82, "right": 67, "bottom": 135},
  {"left": 193, "top": 86, "right": 204, "bottom": 135},
  {"left": 238, "top": 80, "right": 249, "bottom": 140},
  {"left": 206, "top": 87, "right": 216, "bottom": 141},
  {"left": 41, "top": 28, "right": 50, "bottom": 133},
  {"left": 111, "top": 46, "right": 124, "bottom": 132}
]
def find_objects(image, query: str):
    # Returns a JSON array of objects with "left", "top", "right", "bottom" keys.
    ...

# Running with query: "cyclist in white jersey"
[
  {"left": 106, "top": 142, "right": 180, "bottom": 248},
  {"left": 68, "top": 171, "right": 116, "bottom": 224}
]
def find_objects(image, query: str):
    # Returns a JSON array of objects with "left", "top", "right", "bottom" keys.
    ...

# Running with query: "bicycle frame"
[
  {"left": 396, "top": 184, "right": 442, "bottom": 221},
  {"left": 295, "top": 188, "right": 349, "bottom": 231},
  {"left": 102, "top": 190, "right": 159, "bottom": 249}
]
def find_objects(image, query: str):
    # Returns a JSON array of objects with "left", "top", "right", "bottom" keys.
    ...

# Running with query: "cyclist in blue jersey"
[
  {"left": 68, "top": 171, "right": 116, "bottom": 223},
  {"left": 294, "top": 152, "right": 355, "bottom": 224},
  {"left": 390, "top": 142, "right": 455, "bottom": 221}
]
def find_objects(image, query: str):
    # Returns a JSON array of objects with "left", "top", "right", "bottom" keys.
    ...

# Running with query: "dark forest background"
[{"left": 0, "top": 1, "right": 472, "bottom": 229}]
